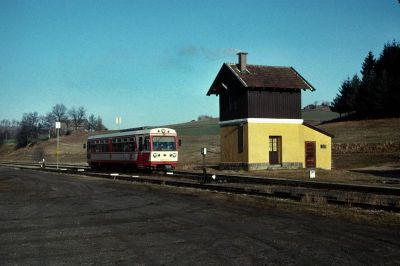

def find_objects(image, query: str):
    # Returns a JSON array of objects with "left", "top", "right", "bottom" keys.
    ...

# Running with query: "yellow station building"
[{"left": 207, "top": 53, "right": 333, "bottom": 170}]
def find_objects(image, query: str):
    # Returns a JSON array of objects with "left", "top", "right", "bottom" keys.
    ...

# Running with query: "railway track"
[{"left": 1, "top": 161, "right": 399, "bottom": 212}]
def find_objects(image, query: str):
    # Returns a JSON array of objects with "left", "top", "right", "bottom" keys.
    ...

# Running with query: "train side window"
[
  {"left": 123, "top": 143, "right": 129, "bottom": 152},
  {"left": 112, "top": 140, "right": 117, "bottom": 152},
  {"left": 144, "top": 136, "right": 150, "bottom": 151},
  {"left": 139, "top": 137, "right": 143, "bottom": 151},
  {"left": 129, "top": 137, "right": 136, "bottom": 152}
]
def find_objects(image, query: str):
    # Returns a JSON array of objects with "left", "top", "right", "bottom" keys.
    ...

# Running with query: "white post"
[
  {"left": 55, "top": 122, "right": 61, "bottom": 169},
  {"left": 116, "top": 116, "right": 122, "bottom": 130}
]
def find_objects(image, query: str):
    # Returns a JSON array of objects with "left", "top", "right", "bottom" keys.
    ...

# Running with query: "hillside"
[
  {"left": 302, "top": 109, "right": 339, "bottom": 125},
  {"left": 0, "top": 110, "right": 398, "bottom": 171},
  {"left": 0, "top": 131, "right": 88, "bottom": 165},
  {"left": 319, "top": 118, "right": 400, "bottom": 144}
]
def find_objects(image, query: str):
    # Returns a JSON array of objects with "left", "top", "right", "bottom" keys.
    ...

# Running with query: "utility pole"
[
  {"left": 201, "top": 147, "right": 207, "bottom": 183},
  {"left": 55, "top": 122, "right": 61, "bottom": 169}
]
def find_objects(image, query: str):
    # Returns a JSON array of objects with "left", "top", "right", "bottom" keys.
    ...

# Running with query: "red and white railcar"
[{"left": 87, "top": 128, "right": 178, "bottom": 170}]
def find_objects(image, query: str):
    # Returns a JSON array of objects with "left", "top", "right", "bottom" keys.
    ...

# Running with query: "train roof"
[{"left": 87, "top": 128, "right": 177, "bottom": 140}]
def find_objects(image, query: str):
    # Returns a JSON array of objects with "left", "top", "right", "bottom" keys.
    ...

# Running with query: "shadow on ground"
[{"left": 350, "top": 168, "right": 400, "bottom": 179}]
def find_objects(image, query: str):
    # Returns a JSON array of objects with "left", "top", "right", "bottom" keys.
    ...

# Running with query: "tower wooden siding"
[
  {"left": 219, "top": 88, "right": 248, "bottom": 121},
  {"left": 219, "top": 88, "right": 301, "bottom": 121},
  {"left": 216, "top": 64, "right": 249, "bottom": 121},
  {"left": 247, "top": 89, "right": 301, "bottom": 119}
]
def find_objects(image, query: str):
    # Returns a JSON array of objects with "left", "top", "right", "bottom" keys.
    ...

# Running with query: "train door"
[
  {"left": 128, "top": 137, "right": 136, "bottom": 163},
  {"left": 142, "top": 136, "right": 151, "bottom": 167},
  {"left": 122, "top": 137, "right": 130, "bottom": 161},
  {"left": 137, "top": 136, "right": 144, "bottom": 167}
]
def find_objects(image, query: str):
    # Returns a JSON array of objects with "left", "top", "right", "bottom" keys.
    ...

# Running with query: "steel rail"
[
  {"left": 1, "top": 161, "right": 399, "bottom": 212},
  {"left": 1, "top": 161, "right": 399, "bottom": 196},
  {"left": 172, "top": 171, "right": 400, "bottom": 196}
]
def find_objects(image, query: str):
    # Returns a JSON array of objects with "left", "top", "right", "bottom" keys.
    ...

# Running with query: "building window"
[
  {"left": 238, "top": 125, "right": 243, "bottom": 153},
  {"left": 269, "top": 137, "right": 278, "bottom": 152}
]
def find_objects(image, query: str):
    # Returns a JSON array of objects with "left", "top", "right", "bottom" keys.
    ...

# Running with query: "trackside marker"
[
  {"left": 132, "top": 175, "right": 140, "bottom": 178},
  {"left": 77, "top": 169, "right": 85, "bottom": 172},
  {"left": 166, "top": 172, "right": 173, "bottom": 175}
]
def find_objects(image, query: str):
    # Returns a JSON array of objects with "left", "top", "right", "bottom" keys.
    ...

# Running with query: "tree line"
[
  {"left": 330, "top": 40, "right": 400, "bottom": 118},
  {"left": 0, "top": 104, "right": 107, "bottom": 147}
]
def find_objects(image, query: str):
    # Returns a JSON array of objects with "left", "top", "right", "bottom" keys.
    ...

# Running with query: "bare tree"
[
  {"left": 51, "top": 104, "right": 68, "bottom": 122},
  {"left": 69, "top": 106, "right": 86, "bottom": 130},
  {"left": 41, "top": 112, "right": 56, "bottom": 139},
  {"left": 0, "top": 119, "right": 11, "bottom": 143},
  {"left": 321, "top": 101, "right": 330, "bottom": 107},
  {"left": 16, "top": 112, "right": 40, "bottom": 147}
]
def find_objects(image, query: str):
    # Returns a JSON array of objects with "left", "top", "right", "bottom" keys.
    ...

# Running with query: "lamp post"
[{"left": 55, "top": 121, "right": 61, "bottom": 169}]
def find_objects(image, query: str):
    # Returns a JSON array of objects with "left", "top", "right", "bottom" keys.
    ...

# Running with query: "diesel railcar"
[{"left": 87, "top": 128, "right": 178, "bottom": 170}]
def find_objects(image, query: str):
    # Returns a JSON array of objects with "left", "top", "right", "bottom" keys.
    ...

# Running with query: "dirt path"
[{"left": 0, "top": 167, "right": 399, "bottom": 265}]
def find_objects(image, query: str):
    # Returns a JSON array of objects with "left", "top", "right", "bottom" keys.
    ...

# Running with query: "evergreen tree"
[
  {"left": 330, "top": 94, "right": 345, "bottom": 117},
  {"left": 331, "top": 77, "right": 351, "bottom": 117},
  {"left": 87, "top": 114, "right": 97, "bottom": 131},
  {"left": 349, "top": 74, "right": 361, "bottom": 113},
  {"left": 95, "top": 116, "right": 107, "bottom": 131},
  {"left": 356, "top": 51, "right": 376, "bottom": 117},
  {"left": 375, "top": 40, "right": 400, "bottom": 117},
  {"left": 331, "top": 74, "right": 360, "bottom": 117}
]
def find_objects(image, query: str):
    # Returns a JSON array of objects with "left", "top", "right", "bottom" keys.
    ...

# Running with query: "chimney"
[{"left": 237, "top": 52, "right": 248, "bottom": 72}]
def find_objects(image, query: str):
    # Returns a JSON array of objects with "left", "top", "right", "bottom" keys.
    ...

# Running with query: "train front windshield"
[{"left": 152, "top": 136, "right": 176, "bottom": 151}]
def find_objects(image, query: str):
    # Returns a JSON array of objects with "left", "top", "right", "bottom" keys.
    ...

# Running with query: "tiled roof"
[{"left": 226, "top": 63, "right": 315, "bottom": 90}]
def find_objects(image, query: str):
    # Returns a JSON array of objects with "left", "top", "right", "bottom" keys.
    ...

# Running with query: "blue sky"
[{"left": 0, "top": 0, "right": 399, "bottom": 129}]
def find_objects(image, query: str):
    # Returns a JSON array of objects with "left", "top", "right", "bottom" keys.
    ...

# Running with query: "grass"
[
  {"left": 0, "top": 139, "right": 16, "bottom": 144},
  {"left": 167, "top": 118, "right": 220, "bottom": 136},
  {"left": 319, "top": 118, "right": 400, "bottom": 144},
  {"left": 169, "top": 109, "right": 340, "bottom": 135},
  {"left": 333, "top": 153, "right": 400, "bottom": 169},
  {"left": 0, "top": 111, "right": 399, "bottom": 185},
  {"left": 302, "top": 109, "right": 340, "bottom": 124}
]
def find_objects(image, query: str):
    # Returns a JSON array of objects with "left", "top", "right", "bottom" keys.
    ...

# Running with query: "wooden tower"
[{"left": 207, "top": 52, "right": 332, "bottom": 170}]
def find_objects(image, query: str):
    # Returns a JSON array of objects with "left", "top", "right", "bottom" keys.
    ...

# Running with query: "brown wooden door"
[
  {"left": 305, "top": 141, "right": 316, "bottom": 168},
  {"left": 269, "top": 137, "right": 281, "bottom": 165}
]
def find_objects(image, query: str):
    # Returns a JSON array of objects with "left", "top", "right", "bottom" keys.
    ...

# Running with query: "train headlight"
[{"left": 153, "top": 153, "right": 157, "bottom": 158}]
